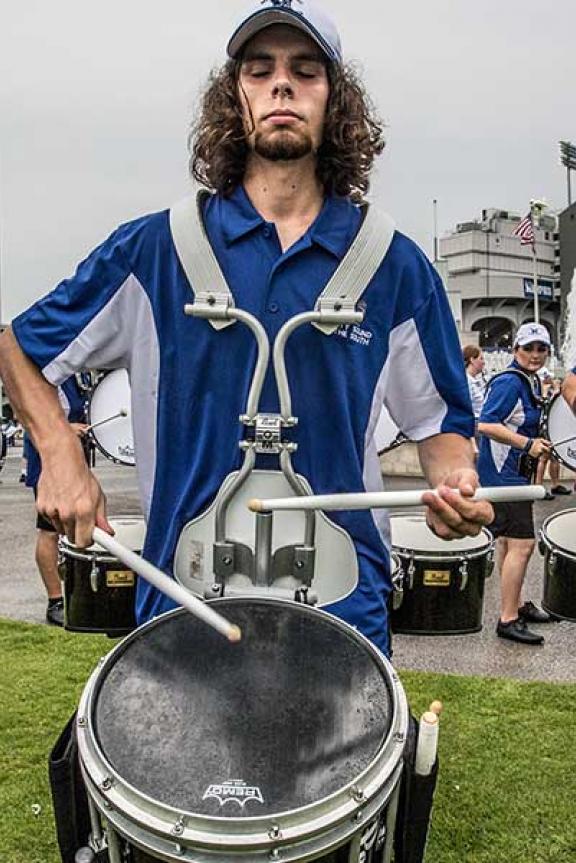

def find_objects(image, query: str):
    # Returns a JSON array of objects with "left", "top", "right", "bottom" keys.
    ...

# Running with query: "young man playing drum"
[{"left": 0, "top": 0, "right": 492, "bottom": 659}]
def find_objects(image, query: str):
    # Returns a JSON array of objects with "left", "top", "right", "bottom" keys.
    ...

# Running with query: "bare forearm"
[
  {"left": 417, "top": 433, "right": 475, "bottom": 487},
  {"left": 0, "top": 328, "right": 77, "bottom": 452},
  {"left": 477, "top": 422, "right": 531, "bottom": 451}
]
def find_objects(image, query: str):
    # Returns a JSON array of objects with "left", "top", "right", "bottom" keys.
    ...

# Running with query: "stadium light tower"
[{"left": 560, "top": 140, "right": 576, "bottom": 206}]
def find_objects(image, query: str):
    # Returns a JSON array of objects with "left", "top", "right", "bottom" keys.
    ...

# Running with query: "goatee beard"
[{"left": 254, "top": 130, "right": 313, "bottom": 161}]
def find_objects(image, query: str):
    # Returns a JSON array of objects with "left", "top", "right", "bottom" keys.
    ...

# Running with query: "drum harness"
[
  {"left": 484, "top": 367, "right": 544, "bottom": 482},
  {"left": 170, "top": 191, "right": 395, "bottom": 605}
]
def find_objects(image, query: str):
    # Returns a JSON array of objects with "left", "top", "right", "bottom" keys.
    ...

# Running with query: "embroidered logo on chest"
[{"left": 336, "top": 322, "right": 374, "bottom": 346}]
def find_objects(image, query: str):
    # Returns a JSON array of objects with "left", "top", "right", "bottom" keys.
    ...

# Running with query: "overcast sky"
[{"left": 1, "top": 0, "right": 574, "bottom": 320}]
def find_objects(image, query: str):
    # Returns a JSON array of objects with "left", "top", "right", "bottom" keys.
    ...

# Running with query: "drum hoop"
[
  {"left": 545, "top": 392, "right": 576, "bottom": 472},
  {"left": 392, "top": 533, "right": 494, "bottom": 563},
  {"left": 87, "top": 371, "right": 135, "bottom": 467},
  {"left": 540, "top": 508, "right": 576, "bottom": 561},
  {"left": 58, "top": 517, "right": 144, "bottom": 563},
  {"left": 76, "top": 601, "right": 408, "bottom": 849}
]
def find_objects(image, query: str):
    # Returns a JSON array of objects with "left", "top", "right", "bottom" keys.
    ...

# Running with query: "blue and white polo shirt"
[
  {"left": 12, "top": 186, "right": 473, "bottom": 655},
  {"left": 477, "top": 361, "right": 542, "bottom": 487}
]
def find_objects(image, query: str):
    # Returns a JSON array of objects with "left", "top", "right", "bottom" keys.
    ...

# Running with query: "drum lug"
[
  {"left": 458, "top": 559, "right": 469, "bottom": 592},
  {"left": 171, "top": 816, "right": 186, "bottom": 837},
  {"left": 90, "top": 559, "right": 99, "bottom": 593},
  {"left": 549, "top": 552, "right": 557, "bottom": 575},
  {"left": 407, "top": 557, "right": 415, "bottom": 591},
  {"left": 350, "top": 784, "right": 365, "bottom": 803},
  {"left": 485, "top": 549, "right": 495, "bottom": 579},
  {"left": 269, "top": 850, "right": 281, "bottom": 861},
  {"left": 268, "top": 824, "right": 282, "bottom": 841}
]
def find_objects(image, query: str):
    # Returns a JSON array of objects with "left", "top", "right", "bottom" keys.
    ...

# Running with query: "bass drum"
[
  {"left": 539, "top": 508, "right": 576, "bottom": 622},
  {"left": 88, "top": 369, "right": 135, "bottom": 466},
  {"left": 59, "top": 516, "right": 146, "bottom": 636},
  {"left": 390, "top": 514, "right": 494, "bottom": 636},
  {"left": 77, "top": 599, "right": 408, "bottom": 862},
  {"left": 545, "top": 391, "right": 576, "bottom": 472}
]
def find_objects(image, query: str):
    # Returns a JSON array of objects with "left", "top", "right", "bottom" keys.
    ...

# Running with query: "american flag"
[{"left": 513, "top": 213, "right": 535, "bottom": 249}]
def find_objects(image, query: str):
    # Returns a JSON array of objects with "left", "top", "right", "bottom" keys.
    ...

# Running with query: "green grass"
[{"left": 1, "top": 617, "right": 575, "bottom": 862}]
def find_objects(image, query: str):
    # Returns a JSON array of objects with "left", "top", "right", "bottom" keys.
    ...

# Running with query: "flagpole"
[
  {"left": 532, "top": 243, "right": 539, "bottom": 323},
  {"left": 530, "top": 201, "right": 541, "bottom": 324}
]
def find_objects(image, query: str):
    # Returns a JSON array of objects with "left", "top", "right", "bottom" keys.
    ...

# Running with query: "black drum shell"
[
  {"left": 390, "top": 552, "right": 490, "bottom": 635},
  {"left": 542, "top": 546, "right": 576, "bottom": 622},
  {"left": 59, "top": 551, "right": 137, "bottom": 637}
]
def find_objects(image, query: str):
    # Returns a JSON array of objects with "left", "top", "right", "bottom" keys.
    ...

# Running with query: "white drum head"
[
  {"left": 391, "top": 514, "right": 491, "bottom": 554},
  {"left": 543, "top": 509, "right": 576, "bottom": 555},
  {"left": 88, "top": 370, "right": 135, "bottom": 466},
  {"left": 547, "top": 393, "right": 576, "bottom": 472}
]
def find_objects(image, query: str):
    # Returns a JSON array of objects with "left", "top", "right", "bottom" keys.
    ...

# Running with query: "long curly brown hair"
[{"left": 189, "top": 60, "right": 385, "bottom": 202}]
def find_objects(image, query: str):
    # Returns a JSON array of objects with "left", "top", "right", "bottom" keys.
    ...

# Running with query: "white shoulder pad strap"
[
  {"left": 169, "top": 191, "right": 235, "bottom": 330},
  {"left": 313, "top": 204, "right": 396, "bottom": 335}
]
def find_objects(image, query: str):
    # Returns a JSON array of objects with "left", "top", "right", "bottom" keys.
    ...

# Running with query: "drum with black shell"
[
  {"left": 76, "top": 598, "right": 409, "bottom": 862},
  {"left": 390, "top": 514, "right": 495, "bottom": 635}
]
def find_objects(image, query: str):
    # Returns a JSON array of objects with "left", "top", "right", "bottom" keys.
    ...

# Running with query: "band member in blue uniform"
[
  {"left": 23, "top": 377, "right": 88, "bottom": 625},
  {"left": 478, "top": 322, "right": 553, "bottom": 645},
  {"left": 0, "top": 0, "right": 492, "bottom": 657}
]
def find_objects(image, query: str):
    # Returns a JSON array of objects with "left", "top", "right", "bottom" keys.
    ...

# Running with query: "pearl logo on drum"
[{"left": 202, "top": 779, "right": 264, "bottom": 808}]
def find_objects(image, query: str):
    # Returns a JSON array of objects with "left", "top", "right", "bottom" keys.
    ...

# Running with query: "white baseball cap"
[
  {"left": 514, "top": 322, "right": 551, "bottom": 347},
  {"left": 227, "top": 0, "right": 343, "bottom": 64}
]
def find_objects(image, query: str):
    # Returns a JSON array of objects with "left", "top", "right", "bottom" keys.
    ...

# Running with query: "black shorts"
[
  {"left": 489, "top": 500, "right": 535, "bottom": 540},
  {"left": 32, "top": 486, "right": 56, "bottom": 533}
]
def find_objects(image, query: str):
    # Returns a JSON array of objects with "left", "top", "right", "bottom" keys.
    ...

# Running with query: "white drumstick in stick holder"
[{"left": 93, "top": 527, "right": 241, "bottom": 643}]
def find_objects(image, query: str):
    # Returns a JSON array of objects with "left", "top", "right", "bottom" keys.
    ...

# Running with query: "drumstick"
[
  {"left": 248, "top": 485, "right": 545, "bottom": 513},
  {"left": 85, "top": 409, "right": 128, "bottom": 433},
  {"left": 551, "top": 433, "right": 576, "bottom": 448},
  {"left": 92, "top": 527, "right": 241, "bottom": 643}
]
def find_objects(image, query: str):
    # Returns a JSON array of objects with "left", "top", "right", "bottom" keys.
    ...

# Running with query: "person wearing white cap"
[
  {"left": 0, "top": 0, "right": 493, "bottom": 659},
  {"left": 478, "top": 322, "right": 554, "bottom": 644}
]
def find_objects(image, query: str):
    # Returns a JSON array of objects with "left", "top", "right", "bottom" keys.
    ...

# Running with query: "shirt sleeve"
[
  {"left": 479, "top": 376, "right": 523, "bottom": 424},
  {"left": 11, "top": 226, "right": 137, "bottom": 386},
  {"left": 382, "top": 257, "right": 474, "bottom": 441}
]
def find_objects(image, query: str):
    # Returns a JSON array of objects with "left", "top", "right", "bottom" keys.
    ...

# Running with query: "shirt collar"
[
  {"left": 219, "top": 185, "right": 361, "bottom": 257},
  {"left": 219, "top": 185, "right": 264, "bottom": 244}
]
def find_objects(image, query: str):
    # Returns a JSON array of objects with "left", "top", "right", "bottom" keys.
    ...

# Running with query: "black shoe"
[
  {"left": 518, "top": 601, "right": 552, "bottom": 624},
  {"left": 551, "top": 485, "right": 571, "bottom": 495},
  {"left": 543, "top": 491, "right": 555, "bottom": 501},
  {"left": 496, "top": 617, "right": 544, "bottom": 645},
  {"left": 46, "top": 598, "right": 64, "bottom": 627},
  {"left": 19, "top": 474, "right": 26, "bottom": 483}
]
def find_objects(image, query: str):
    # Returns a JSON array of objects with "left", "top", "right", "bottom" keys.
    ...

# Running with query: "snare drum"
[
  {"left": 77, "top": 599, "right": 408, "bottom": 862},
  {"left": 545, "top": 392, "right": 576, "bottom": 472},
  {"left": 390, "top": 514, "right": 494, "bottom": 635},
  {"left": 59, "top": 516, "right": 146, "bottom": 636},
  {"left": 540, "top": 508, "right": 576, "bottom": 621},
  {"left": 88, "top": 369, "right": 135, "bottom": 466}
]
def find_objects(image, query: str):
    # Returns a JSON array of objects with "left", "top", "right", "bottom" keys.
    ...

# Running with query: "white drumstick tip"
[
  {"left": 429, "top": 700, "right": 443, "bottom": 716},
  {"left": 228, "top": 624, "right": 242, "bottom": 643}
]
